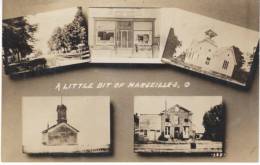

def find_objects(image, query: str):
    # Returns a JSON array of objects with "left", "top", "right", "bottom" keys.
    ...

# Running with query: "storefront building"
[{"left": 88, "top": 8, "right": 160, "bottom": 59}]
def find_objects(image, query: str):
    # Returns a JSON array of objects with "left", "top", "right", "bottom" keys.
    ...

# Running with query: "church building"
[
  {"left": 184, "top": 29, "right": 238, "bottom": 77},
  {"left": 42, "top": 104, "right": 79, "bottom": 146}
]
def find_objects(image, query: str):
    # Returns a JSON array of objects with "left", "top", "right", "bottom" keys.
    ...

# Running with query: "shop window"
[
  {"left": 95, "top": 20, "right": 115, "bottom": 45},
  {"left": 98, "top": 31, "right": 114, "bottom": 41},
  {"left": 134, "top": 31, "right": 152, "bottom": 46}
]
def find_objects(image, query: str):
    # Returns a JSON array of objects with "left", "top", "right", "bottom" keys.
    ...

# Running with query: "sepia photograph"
[
  {"left": 88, "top": 7, "right": 162, "bottom": 63},
  {"left": 2, "top": 7, "right": 90, "bottom": 77},
  {"left": 134, "top": 96, "right": 225, "bottom": 155},
  {"left": 22, "top": 96, "right": 110, "bottom": 154},
  {"left": 161, "top": 8, "right": 259, "bottom": 87}
]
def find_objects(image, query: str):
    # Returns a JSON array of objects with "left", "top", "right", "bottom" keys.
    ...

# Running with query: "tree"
[
  {"left": 134, "top": 113, "right": 139, "bottom": 130},
  {"left": 47, "top": 7, "right": 88, "bottom": 53},
  {"left": 48, "top": 27, "right": 66, "bottom": 53},
  {"left": 233, "top": 46, "right": 245, "bottom": 69},
  {"left": 162, "top": 28, "right": 182, "bottom": 59},
  {"left": 2, "top": 17, "right": 37, "bottom": 65},
  {"left": 202, "top": 103, "right": 225, "bottom": 142}
]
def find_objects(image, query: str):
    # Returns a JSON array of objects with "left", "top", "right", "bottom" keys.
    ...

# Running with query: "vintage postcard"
[
  {"left": 88, "top": 7, "right": 162, "bottom": 63},
  {"left": 134, "top": 96, "right": 224, "bottom": 156},
  {"left": 3, "top": 7, "right": 90, "bottom": 77},
  {"left": 161, "top": 8, "right": 259, "bottom": 87},
  {"left": 22, "top": 96, "right": 110, "bottom": 154}
]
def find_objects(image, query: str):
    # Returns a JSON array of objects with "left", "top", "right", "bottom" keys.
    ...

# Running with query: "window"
[
  {"left": 134, "top": 22, "right": 153, "bottom": 48},
  {"left": 95, "top": 21, "right": 115, "bottom": 45},
  {"left": 205, "top": 57, "right": 211, "bottom": 65},
  {"left": 173, "top": 115, "right": 179, "bottom": 124},
  {"left": 184, "top": 118, "right": 189, "bottom": 122},
  {"left": 144, "top": 130, "right": 147, "bottom": 136},
  {"left": 165, "top": 126, "right": 170, "bottom": 135},
  {"left": 222, "top": 60, "right": 229, "bottom": 70},
  {"left": 165, "top": 117, "right": 170, "bottom": 122},
  {"left": 98, "top": 31, "right": 114, "bottom": 41}
]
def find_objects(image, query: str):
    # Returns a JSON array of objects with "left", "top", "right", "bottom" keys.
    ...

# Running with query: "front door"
[
  {"left": 118, "top": 30, "right": 131, "bottom": 48},
  {"left": 174, "top": 127, "right": 180, "bottom": 139},
  {"left": 116, "top": 21, "right": 133, "bottom": 57}
]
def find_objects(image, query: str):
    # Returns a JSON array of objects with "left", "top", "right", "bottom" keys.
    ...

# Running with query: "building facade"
[
  {"left": 88, "top": 8, "right": 160, "bottom": 59},
  {"left": 137, "top": 104, "right": 193, "bottom": 142},
  {"left": 42, "top": 104, "right": 79, "bottom": 146},
  {"left": 185, "top": 29, "right": 237, "bottom": 77}
]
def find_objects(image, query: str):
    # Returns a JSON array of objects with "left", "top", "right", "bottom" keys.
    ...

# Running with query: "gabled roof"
[
  {"left": 42, "top": 122, "right": 79, "bottom": 133},
  {"left": 160, "top": 104, "right": 192, "bottom": 114},
  {"left": 198, "top": 38, "right": 218, "bottom": 48}
]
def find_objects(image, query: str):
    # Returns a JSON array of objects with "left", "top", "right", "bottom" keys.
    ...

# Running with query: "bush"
[{"left": 158, "top": 131, "right": 168, "bottom": 141}]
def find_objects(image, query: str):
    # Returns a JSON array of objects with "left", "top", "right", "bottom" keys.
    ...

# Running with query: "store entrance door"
[{"left": 116, "top": 21, "right": 133, "bottom": 57}]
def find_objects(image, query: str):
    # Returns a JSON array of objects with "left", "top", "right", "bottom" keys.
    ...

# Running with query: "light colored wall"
[
  {"left": 88, "top": 8, "right": 161, "bottom": 48},
  {"left": 211, "top": 48, "right": 236, "bottom": 77}
]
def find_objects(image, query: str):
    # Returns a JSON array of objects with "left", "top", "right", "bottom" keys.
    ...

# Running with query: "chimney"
[{"left": 57, "top": 104, "right": 67, "bottom": 124}]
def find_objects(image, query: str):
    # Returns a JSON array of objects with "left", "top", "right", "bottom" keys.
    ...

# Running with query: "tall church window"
[
  {"left": 205, "top": 57, "right": 211, "bottom": 65},
  {"left": 222, "top": 60, "right": 229, "bottom": 70}
]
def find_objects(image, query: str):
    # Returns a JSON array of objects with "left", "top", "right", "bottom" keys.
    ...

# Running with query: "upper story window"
[
  {"left": 144, "top": 130, "right": 147, "bottom": 136},
  {"left": 173, "top": 115, "right": 179, "bottom": 125},
  {"left": 222, "top": 60, "right": 229, "bottom": 70}
]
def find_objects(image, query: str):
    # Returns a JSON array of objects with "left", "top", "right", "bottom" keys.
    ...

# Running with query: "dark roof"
[
  {"left": 42, "top": 122, "right": 79, "bottom": 133},
  {"left": 57, "top": 104, "right": 67, "bottom": 110}
]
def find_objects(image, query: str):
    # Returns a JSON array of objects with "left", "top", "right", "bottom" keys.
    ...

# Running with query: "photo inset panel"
[
  {"left": 134, "top": 96, "right": 224, "bottom": 156},
  {"left": 22, "top": 96, "right": 110, "bottom": 154},
  {"left": 3, "top": 7, "right": 90, "bottom": 77},
  {"left": 88, "top": 8, "right": 161, "bottom": 63},
  {"left": 161, "top": 8, "right": 258, "bottom": 87}
]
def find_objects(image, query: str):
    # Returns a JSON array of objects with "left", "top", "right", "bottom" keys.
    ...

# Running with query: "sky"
[
  {"left": 26, "top": 7, "right": 77, "bottom": 55},
  {"left": 159, "top": 8, "right": 259, "bottom": 69},
  {"left": 22, "top": 96, "right": 110, "bottom": 148},
  {"left": 134, "top": 96, "right": 223, "bottom": 133}
]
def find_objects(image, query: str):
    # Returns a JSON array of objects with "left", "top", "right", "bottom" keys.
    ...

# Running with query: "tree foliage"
[
  {"left": 163, "top": 28, "right": 182, "bottom": 59},
  {"left": 202, "top": 103, "right": 225, "bottom": 142},
  {"left": 233, "top": 46, "right": 245, "bottom": 69},
  {"left": 2, "top": 16, "right": 37, "bottom": 63},
  {"left": 48, "top": 7, "right": 88, "bottom": 53}
]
